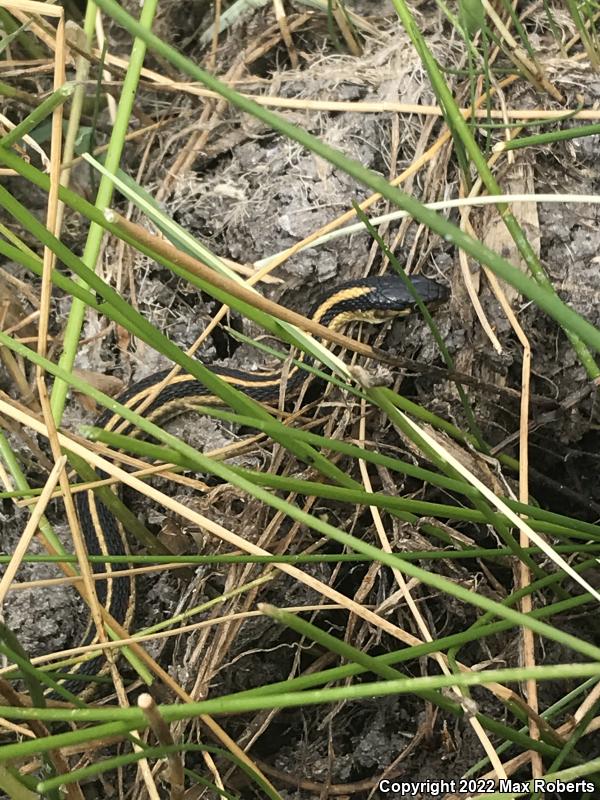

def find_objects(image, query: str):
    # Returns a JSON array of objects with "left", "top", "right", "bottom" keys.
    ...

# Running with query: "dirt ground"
[{"left": 2, "top": 1, "right": 600, "bottom": 798}]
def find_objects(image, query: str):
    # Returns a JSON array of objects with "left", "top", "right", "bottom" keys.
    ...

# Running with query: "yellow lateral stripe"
[
  {"left": 103, "top": 367, "right": 298, "bottom": 433},
  {"left": 329, "top": 307, "right": 412, "bottom": 329},
  {"left": 311, "top": 285, "right": 372, "bottom": 326}
]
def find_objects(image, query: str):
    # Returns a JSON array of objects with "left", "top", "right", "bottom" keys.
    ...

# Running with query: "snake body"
[{"left": 70, "top": 274, "right": 448, "bottom": 694}]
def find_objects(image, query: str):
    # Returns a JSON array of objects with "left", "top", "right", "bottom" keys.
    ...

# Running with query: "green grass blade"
[
  {"left": 50, "top": 0, "right": 161, "bottom": 423},
  {"left": 79, "top": 0, "right": 600, "bottom": 365}
]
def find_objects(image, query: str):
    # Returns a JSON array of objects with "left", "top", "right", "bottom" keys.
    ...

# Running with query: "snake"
[{"left": 68, "top": 273, "right": 448, "bottom": 696}]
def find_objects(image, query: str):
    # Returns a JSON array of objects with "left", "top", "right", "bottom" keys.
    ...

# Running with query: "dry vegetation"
[{"left": 1, "top": 1, "right": 600, "bottom": 798}]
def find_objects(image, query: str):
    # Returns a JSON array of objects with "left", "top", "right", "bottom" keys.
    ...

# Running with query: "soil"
[{"left": 1, "top": 1, "right": 600, "bottom": 798}]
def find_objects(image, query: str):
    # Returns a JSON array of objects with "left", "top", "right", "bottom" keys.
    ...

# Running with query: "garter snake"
[{"left": 70, "top": 274, "right": 448, "bottom": 695}]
